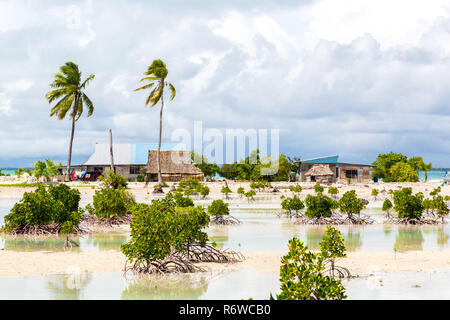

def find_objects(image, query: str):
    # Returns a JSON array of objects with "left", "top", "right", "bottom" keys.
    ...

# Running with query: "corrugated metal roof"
[
  {"left": 84, "top": 143, "right": 183, "bottom": 165},
  {"left": 302, "top": 155, "right": 339, "bottom": 164}
]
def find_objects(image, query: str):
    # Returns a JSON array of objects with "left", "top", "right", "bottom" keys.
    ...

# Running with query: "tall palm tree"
[
  {"left": 45, "top": 62, "right": 95, "bottom": 181},
  {"left": 424, "top": 162, "right": 432, "bottom": 182},
  {"left": 134, "top": 59, "right": 176, "bottom": 190}
]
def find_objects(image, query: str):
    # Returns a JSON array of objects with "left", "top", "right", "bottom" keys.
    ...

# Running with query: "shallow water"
[{"left": 1, "top": 268, "right": 450, "bottom": 300}]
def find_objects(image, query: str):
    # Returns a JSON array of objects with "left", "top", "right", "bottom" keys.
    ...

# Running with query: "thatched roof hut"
[
  {"left": 145, "top": 150, "right": 204, "bottom": 181},
  {"left": 304, "top": 164, "right": 334, "bottom": 177}
]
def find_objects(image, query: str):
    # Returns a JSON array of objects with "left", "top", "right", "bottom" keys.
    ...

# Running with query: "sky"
[{"left": 1, "top": 0, "right": 450, "bottom": 167}]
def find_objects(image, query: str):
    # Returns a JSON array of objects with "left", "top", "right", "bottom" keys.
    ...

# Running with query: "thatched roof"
[
  {"left": 305, "top": 164, "right": 334, "bottom": 176},
  {"left": 145, "top": 150, "right": 204, "bottom": 175}
]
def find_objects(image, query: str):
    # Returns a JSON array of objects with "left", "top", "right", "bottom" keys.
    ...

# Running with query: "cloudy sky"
[{"left": 1, "top": 0, "right": 450, "bottom": 167}]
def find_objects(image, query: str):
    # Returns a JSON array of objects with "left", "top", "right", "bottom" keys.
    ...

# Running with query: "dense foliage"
[
  {"left": 371, "top": 152, "right": 431, "bottom": 182},
  {"left": 392, "top": 188, "right": 424, "bottom": 219},
  {"left": 281, "top": 195, "right": 305, "bottom": 218},
  {"left": 207, "top": 199, "right": 230, "bottom": 216},
  {"left": 328, "top": 187, "right": 338, "bottom": 199},
  {"left": 2, "top": 184, "right": 83, "bottom": 234},
  {"left": 87, "top": 187, "right": 135, "bottom": 218},
  {"left": 304, "top": 193, "right": 335, "bottom": 218},
  {"left": 98, "top": 170, "right": 128, "bottom": 189},
  {"left": 382, "top": 199, "right": 393, "bottom": 217},
  {"left": 338, "top": 190, "right": 366, "bottom": 218},
  {"left": 313, "top": 183, "right": 324, "bottom": 194},
  {"left": 32, "top": 159, "right": 62, "bottom": 181},
  {"left": 191, "top": 152, "right": 220, "bottom": 180},
  {"left": 275, "top": 237, "right": 346, "bottom": 300},
  {"left": 120, "top": 193, "right": 209, "bottom": 265}
]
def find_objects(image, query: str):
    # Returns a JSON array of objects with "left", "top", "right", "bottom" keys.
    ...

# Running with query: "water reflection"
[
  {"left": 46, "top": 273, "right": 92, "bottom": 300},
  {"left": 83, "top": 234, "right": 128, "bottom": 251},
  {"left": 436, "top": 227, "right": 449, "bottom": 248},
  {"left": 394, "top": 228, "right": 424, "bottom": 252},
  {"left": 1, "top": 236, "right": 81, "bottom": 252},
  {"left": 345, "top": 228, "right": 363, "bottom": 252},
  {"left": 121, "top": 274, "right": 209, "bottom": 300}
]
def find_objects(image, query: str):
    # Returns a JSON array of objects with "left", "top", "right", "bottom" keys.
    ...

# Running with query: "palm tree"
[
  {"left": 134, "top": 59, "right": 176, "bottom": 191},
  {"left": 45, "top": 62, "right": 95, "bottom": 181}
]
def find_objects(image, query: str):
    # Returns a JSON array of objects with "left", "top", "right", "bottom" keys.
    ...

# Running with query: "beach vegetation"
[
  {"left": 244, "top": 189, "right": 256, "bottom": 202},
  {"left": 371, "top": 152, "right": 430, "bottom": 182},
  {"left": 304, "top": 193, "right": 334, "bottom": 219},
  {"left": 173, "top": 192, "right": 194, "bottom": 207},
  {"left": 86, "top": 187, "right": 135, "bottom": 220},
  {"left": 2, "top": 184, "right": 83, "bottom": 235},
  {"left": 371, "top": 188, "right": 379, "bottom": 200},
  {"left": 191, "top": 152, "right": 220, "bottom": 180},
  {"left": 328, "top": 186, "right": 339, "bottom": 199},
  {"left": 31, "top": 159, "right": 62, "bottom": 182},
  {"left": 281, "top": 195, "right": 305, "bottom": 218},
  {"left": 289, "top": 184, "right": 302, "bottom": 195},
  {"left": 273, "top": 237, "right": 346, "bottom": 300},
  {"left": 221, "top": 185, "right": 232, "bottom": 199},
  {"left": 98, "top": 170, "right": 128, "bottom": 189},
  {"left": 313, "top": 183, "right": 324, "bottom": 194},
  {"left": 382, "top": 199, "right": 393, "bottom": 218},
  {"left": 237, "top": 186, "right": 245, "bottom": 198},
  {"left": 320, "top": 226, "right": 349, "bottom": 278},
  {"left": 392, "top": 188, "right": 424, "bottom": 222},
  {"left": 338, "top": 190, "right": 366, "bottom": 222},
  {"left": 208, "top": 199, "right": 240, "bottom": 225}
]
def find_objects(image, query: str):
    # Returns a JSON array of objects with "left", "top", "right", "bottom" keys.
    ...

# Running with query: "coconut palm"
[
  {"left": 424, "top": 162, "right": 432, "bottom": 182},
  {"left": 45, "top": 62, "right": 95, "bottom": 181},
  {"left": 134, "top": 59, "right": 176, "bottom": 190}
]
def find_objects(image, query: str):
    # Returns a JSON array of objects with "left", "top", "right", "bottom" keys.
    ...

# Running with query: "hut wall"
[{"left": 338, "top": 166, "right": 370, "bottom": 182}]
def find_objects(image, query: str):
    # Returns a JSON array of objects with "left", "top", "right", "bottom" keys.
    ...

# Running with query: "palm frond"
[
  {"left": 149, "top": 85, "right": 162, "bottom": 107},
  {"left": 139, "top": 76, "right": 159, "bottom": 82},
  {"left": 80, "top": 74, "right": 95, "bottom": 89},
  {"left": 50, "top": 93, "right": 75, "bottom": 119},
  {"left": 134, "top": 82, "right": 155, "bottom": 92},
  {"left": 145, "top": 88, "right": 157, "bottom": 106},
  {"left": 168, "top": 83, "right": 176, "bottom": 101},
  {"left": 82, "top": 93, "right": 94, "bottom": 117},
  {"left": 74, "top": 95, "right": 83, "bottom": 121}
]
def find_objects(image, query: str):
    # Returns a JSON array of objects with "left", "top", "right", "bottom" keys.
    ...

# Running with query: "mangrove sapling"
[
  {"left": 208, "top": 200, "right": 240, "bottom": 225},
  {"left": 338, "top": 190, "right": 373, "bottom": 224},
  {"left": 199, "top": 185, "right": 210, "bottom": 199},
  {"left": 280, "top": 195, "right": 305, "bottom": 219},
  {"left": 289, "top": 184, "right": 302, "bottom": 196},
  {"left": 319, "top": 226, "right": 351, "bottom": 278},
  {"left": 237, "top": 187, "right": 245, "bottom": 198},
  {"left": 244, "top": 190, "right": 256, "bottom": 202},
  {"left": 98, "top": 170, "right": 128, "bottom": 189},
  {"left": 173, "top": 192, "right": 194, "bottom": 207},
  {"left": 83, "top": 187, "right": 135, "bottom": 226},
  {"left": 313, "top": 183, "right": 324, "bottom": 194},
  {"left": 433, "top": 196, "right": 449, "bottom": 223},
  {"left": 221, "top": 185, "right": 232, "bottom": 199},
  {"left": 422, "top": 198, "right": 434, "bottom": 217},
  {"left": 328, "top": 186, "right": 339, "bottom": 200},
  {"left": 273, "top": 237, "right": 346, "bottom": 300},
  {"left": 121, "top": 194, "right": 243, "bottom": 275},
  {"left": 1, "top": 184, "right": 85, "bottom": 236},
  {"left": 382, "top": 199, "right": 393, "bottom": 219},
  {"left": 371, "top": 188, "right": 379, "bottom": 200},
  {"left": 296, "top": 193, "right": 337, "bottom": 224},
  {"left": 391, "top": 188, "right": 430, "bottom": 224}
]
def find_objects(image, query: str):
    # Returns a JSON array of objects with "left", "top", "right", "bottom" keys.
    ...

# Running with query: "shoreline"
[{"left": 1, "top": 249, "right": 450, "bottom": 277}]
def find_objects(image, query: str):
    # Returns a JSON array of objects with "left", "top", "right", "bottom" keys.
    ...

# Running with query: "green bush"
[
  {"left": 237, "top": 187, "right": 245, "bottom": 197},
  {"left": 207, "top": 199, "right": 230, "bottom": 216},
  {"left": 98, "top": 170, "right": 128, "bottom": 189},
  {"left": 88, "top": 187, "right": 135, "bottom": 218},
  {"left": 274, "top": 237, "right": 346, "bottom": 300},
  {"left": 313, "top": 183, "right": 324, "bottom": 194},
  {"left": 2, "top": 184, "right": 82, "bottom": 234},
  {"left": 136, "top": 174, "right": 145, "bottom": 182},
  {"left": 392, "top": 188, "right": 424, "bottom": 219},
  {"left": 304, "top": 193, "right": 335, "bottom": 218},
  {"left": 199, "top": 185, "right": 210, "bottom": 198},
  {"left": 281, "top": 195, "right": 305, "bottom": 217},
  {"left": 173, "top": 192, "right": 194, "bottom": 207},
  {"left": 382, "top": 199, "right": 393, "bottom": 217},
  {"left": 121, "top": 194, "right": 209, "bottom": 264},
  {"left": 289, "top": 184, "right": 303, "bottom": 194},
  {"left": 338, "top": 190, "right": 366, "bottom": 218},
  {"left": 244, "top": 189, "right": 256, "bottom": 201},
  {"left": 328, "top": 187, "right": 339, "bottom": 199},
  {"left": 389, "top": 162, "right": 419, "bottom": 182}
]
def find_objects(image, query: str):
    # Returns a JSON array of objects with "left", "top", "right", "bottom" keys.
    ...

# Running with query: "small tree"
[
  {"left": 281, "top": 195, "right": 305, "bottom": 218},
  {"left": 289, "top": 184, "right": 302, "bottom": 196},
  {"left": 199, "top": 185, "right": 210, "bottom": 199},
  {"left": 87, "top": 187, "right": 135, "bottom": 219},
  {"left": 371, "top": 188, "right": 379, "bottom": 200},
  {"left": 274, "top": 237, "right": 346, "bottom": 300},
  {"left": 393, "top": 188, "right": 424, "bottom": 220},
  {"left": 338, "top": 190, "right": 366, "bottom": 221},
  {"left": 328, "top": 187, "right": 339, "bottom": 199},
  {"left": 313, "top": 183, "right": 324, "bottom": 194},
  {"left": 244, "top": 189, "right": 256, "bottom": 202},
  {"left": 237, "top": 187, "right": 245, "bottom": 198},
  {"left": 319, "top": 226, "right": 347, "bottom": 278},
  {"left": 221, "top": 185, "right": 232, "bottom": 199},
  {"left": 304, "top": 193, "right": 335, "bottom": 219},
  {"left": 430, "top": 187, "right": 441, "bottom": 197},
  {"left": 98, "top": 170, "right": 128, "bottom": 189},
  {"left": 382, "top": 199, "right": 393, "bottom": 218},
  {"left": 433, "top": 196, "right": 449, "bottom": 223}
]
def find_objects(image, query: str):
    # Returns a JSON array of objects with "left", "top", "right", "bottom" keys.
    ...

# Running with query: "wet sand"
[{"left": 2, "top": 249, "right": 450, "bottom": 277}]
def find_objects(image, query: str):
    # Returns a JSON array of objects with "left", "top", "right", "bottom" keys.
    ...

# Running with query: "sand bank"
[{"left": 2, "top": 249, "right": 450, "bottom": 277}]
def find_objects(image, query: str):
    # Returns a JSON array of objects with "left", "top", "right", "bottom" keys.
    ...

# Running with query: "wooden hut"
[
  {"left": 304, "top": 164, "right": 335, "bottom": 183},
  {"left": 145, "top": 150, "right": 204, "bottom": 182}
]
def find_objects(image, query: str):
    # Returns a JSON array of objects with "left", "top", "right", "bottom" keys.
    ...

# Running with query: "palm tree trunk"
[
  {"left": 66, "top": 111, "right": 76, "bottom": 182},
  {"left": 157, "top": 90, "right": 164, "bottom": 186}
]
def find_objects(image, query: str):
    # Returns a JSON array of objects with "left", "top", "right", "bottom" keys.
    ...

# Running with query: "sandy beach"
[{"left": 1, "top": 249, "right": 450, "bottom": 277}]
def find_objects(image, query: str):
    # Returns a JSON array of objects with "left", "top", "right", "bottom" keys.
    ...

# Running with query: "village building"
[
  {"left": 145, "top": 150, "right": 204, "bottom": 182},
  {"left": 297, "top": 155, "right": 372, "bottom": 183},
  {"left": 65, "top": 143, "right": 184, "bottom": 181}
]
